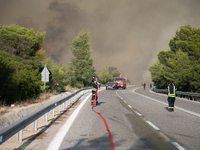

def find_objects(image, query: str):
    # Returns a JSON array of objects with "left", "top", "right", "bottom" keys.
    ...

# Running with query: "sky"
[{"left": 0, "top": 0, "right": 200, "bottom": 85}]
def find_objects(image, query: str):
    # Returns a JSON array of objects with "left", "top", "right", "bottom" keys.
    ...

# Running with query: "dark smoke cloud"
[{"left": 0, "top": 0, "right": 200, "bottom": 85}]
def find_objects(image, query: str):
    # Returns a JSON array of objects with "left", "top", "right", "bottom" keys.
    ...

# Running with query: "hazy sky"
[{"left": 0, "top": 0, "right": 200, "bottom": 84}]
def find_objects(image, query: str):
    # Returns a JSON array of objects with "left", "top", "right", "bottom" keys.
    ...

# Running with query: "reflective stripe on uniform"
[
  {"left": 92, "top": 87, "right": 97, "bottom": 91},
  {"left": 168, "top": 107, "right": 174, "bottom": 109},
  {"left": 168, "top": 85, "right": 176, "bottom": 97}
]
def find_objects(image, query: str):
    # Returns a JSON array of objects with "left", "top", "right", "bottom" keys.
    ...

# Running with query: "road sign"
[
  {"left": 41, "top": 65, "right": 50, "bottom": 82},
  {"left": 41, "top": 65, "right": 50, "bottom": 93}
]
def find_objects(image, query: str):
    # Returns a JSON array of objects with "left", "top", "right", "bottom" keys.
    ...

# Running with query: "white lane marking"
[
  {"left": 132, "top": 88, "right": 200, "bottom": 118},
  {"left": 46, "top": 93, "right": 92, "bottom": 150},
  {"left": 134, "top": 111, "right": 142, "bottom": 116},
  {"left": 160, "top": 133, "right": 169, "bottom": 140},
  {"left": 128, "top": 105, "right": 132, "bottom": 108},
  {"left": 116, "top": 90, "right": 120, "bottom": 97},
  {"left": 146, "top": 121, "right": 160, "bottom": 130},
  {"left": 116, "top": 90, "right": 124, "bottom": 100},
  {"left": 172, "top": 142, "right": 185, "bottom": 150},
  {"left": 117, "top": 90, "right": 143, "bottom": 116}
]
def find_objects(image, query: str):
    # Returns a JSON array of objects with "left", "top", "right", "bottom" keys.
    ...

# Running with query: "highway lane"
[
  {"left": 55, "top": 87, "right": 177, "bottom": 150},
  {"left": 12, "top": 86, "right": 199, "bottom": 150},
  {"left": 118, "top": 86, "right": 200, "bottom": 150}
]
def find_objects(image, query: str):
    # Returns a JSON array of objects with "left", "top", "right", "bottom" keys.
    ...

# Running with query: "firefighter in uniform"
[
  {"left": 167, "top": 81, "right": 177, "bottom": 112},
  {"left": 91, "top": 77, "right": 99, "bottom": 105}
]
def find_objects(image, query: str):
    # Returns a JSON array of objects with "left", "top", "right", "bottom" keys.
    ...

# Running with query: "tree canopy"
[
  {"left": 0, "top": 51, "right": 42, "bottom": 104},
  {"left": 0, "top": 24, "right": 45, "bottom": 58},
  {"left": 0, "top": 24, "right": 124, "bottom": 105},
  {"left": 98, "top": 65, "right": 112, "bottom": 84},
  {"left": 0, "top": 25, "right": 46, "bottom": 104},
  {"left": 149, "top": 25, "right": 200, "bottom": 92},
  {"left": 98, "top": 66, "right": 122, "bottom": 84},
  {"left": 69, "top": 30, "right": 96, "bottom": 88},
  {"left": 111, "top": 69, "right": 121, "bottom": 78},
  {"left": 45, "top": 57, "right": 69, "bottom": 92}
]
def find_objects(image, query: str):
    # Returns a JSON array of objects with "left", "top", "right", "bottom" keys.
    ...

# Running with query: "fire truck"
[{"left": 113, "top": 76, "right": 126, "bottom": 89}]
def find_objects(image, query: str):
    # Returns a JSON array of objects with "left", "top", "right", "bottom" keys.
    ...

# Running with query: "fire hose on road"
[{"left": 91, "top": 87, "right": 115, "bottom": 150}]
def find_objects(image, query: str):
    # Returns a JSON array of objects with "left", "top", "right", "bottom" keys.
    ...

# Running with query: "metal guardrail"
[
  {"left": 153, "top": 89, "right": 200, "bottom": 101},
  {"left": 0, "top": 87, "right": 91, "bottom": 144}
]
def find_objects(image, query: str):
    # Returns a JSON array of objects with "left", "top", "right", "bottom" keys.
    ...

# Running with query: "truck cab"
[{"left": 113, "top": 77, "right": 126, "bottom": 89}]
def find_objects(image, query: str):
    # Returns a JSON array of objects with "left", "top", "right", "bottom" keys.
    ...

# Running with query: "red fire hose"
[{"left": 91, "top": 87, "right": 115, "bottom": 150}]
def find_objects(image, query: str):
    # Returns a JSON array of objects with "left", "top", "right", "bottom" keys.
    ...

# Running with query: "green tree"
[
  {"left": 69, "top": 30, "right": 95, "bottom": 88},
  {"left": 45, "top": 57, "right": 69, "bottom": 92},
  {"left": 0, "top": 24, "right": 46, "bottom": 104},
  {"left": 149, "top": 25, "right": 200, "bottom": 92},
  {"left": 169, "top": 25, "right": 200, "bottom": 62},
  {"left": 0, "top": 24, "right": 45, "bottom": 58},
  {"left": 98, "top": 65, "right": 112, "bottom": 84},
  {"left": 0, "top": 51, "right": 42, "bottom": 104},
  {"left": 148, "top": 60, "right": 167, "bottom": 89},
  {"left": 112, "top": 69, "right": 121, "bottom": 78}
]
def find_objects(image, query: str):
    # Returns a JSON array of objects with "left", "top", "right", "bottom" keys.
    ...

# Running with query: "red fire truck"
[{"left": 113, "top": 76, "right": 126, "bottom": 89}]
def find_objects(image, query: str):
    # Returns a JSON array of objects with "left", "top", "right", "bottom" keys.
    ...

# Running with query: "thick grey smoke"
[{"left": 0, "top": 0, "right": 200, "bottom": 85}]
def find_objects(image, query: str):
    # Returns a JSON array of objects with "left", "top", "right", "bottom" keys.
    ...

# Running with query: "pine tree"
[{"left": 69, "top": 30, "right": 95, "bottom": 88}]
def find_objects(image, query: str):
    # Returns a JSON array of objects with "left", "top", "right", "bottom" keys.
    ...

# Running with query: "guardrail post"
[
  {"left": 52, "top": 109, "right": 55, "bottom": 117},
  {"left": 74, "top": 92, "right": 76, "bottom": 102},
  {"left": 33, "top": 120, "right": 38, "bottom": 130},
  {"left": 66, "top": 101, "right": 68, "bottom": 107},
  {"left": 62, "top": 103, "right": 65, "bottom": 109},
  {"left": 58, "top": 105, "right": 60, "bottom": 113},
  {"left": 17, "top": 130, "right": 23, "bottom": 141},
  {"left": 44, "top": 113, "right": 48, "bottom": 122},
  {"left": 69, "top": 98, "right": 71, "bottom": 105}
]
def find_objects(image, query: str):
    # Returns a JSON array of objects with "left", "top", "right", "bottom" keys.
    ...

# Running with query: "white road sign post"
[{"left": 41, "top": 65, "right": 50, "bottom": 93}]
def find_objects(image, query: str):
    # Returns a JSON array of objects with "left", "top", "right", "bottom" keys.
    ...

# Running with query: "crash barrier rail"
[
  {"left": 153, "top": 89, "right": 200, "bottom": 102},
  {"left": 0, "top": 87, "right": 91, "bottom": 144}
]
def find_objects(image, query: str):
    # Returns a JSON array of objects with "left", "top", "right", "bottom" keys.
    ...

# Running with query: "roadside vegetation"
[
  {"left": 149, "top": 25, "right": 200, "bottom": 92},
  {"left": 0, "top": 25, "right": 123, "bottom": 108}
]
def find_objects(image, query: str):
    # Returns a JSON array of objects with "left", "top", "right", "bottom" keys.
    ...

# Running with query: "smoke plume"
[{"left": 0, "top": 0, "right": 200, "bottom": 85}]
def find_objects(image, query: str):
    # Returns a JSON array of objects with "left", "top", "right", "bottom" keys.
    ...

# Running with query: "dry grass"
[
  {"left": 0, "top": 85, "right": 77, "bottom": 115},
  {"left": 0, "top": 100, "right": 9, "bottom": 115},
  {"left": 65, "top": 85, "right": 78, "bottom": 91},
  {"left": 0, "top": 107, "right": 9, "bottom": 115}
]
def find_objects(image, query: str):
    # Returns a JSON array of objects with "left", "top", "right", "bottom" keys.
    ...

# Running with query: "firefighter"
[
  {"left": 91, "top": 77, "right": 99, "bottom": 105},
  {"left": 167, "top": 81, "right": 177, "bottom": 112}
]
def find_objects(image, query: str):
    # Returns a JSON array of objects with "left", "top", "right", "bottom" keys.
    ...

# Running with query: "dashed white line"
[
  {"left": 117, "top": 88, "right": 185, "bottom": 149},
  {"left": 132, "top": 88, "right": 200, "bottom": 118},
  {"left": 132, "top": 88, "right": 186, "bottom": 150},
  {"left": 146, "top": 121, "right": 160, "bottom": 130},
  {"left": 172, "top": 142, "right": 185, "bottom": 150},
  {"left": 134, "top": 111, "right": 142, "bottom": 116},
  {"left": 160, "top": 133, "right": 169, "bottom": 140},
  {"left": 128, "top": 105, "right": 132, "bottom": 108}
]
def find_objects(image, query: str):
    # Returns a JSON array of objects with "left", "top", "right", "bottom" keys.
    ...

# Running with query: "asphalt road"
[
  {"left": 27, "top": 86, "right": 200, "bottom": 150},
  {"left": 57, "top": 85, "right": 200, "bottom": 150}
]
